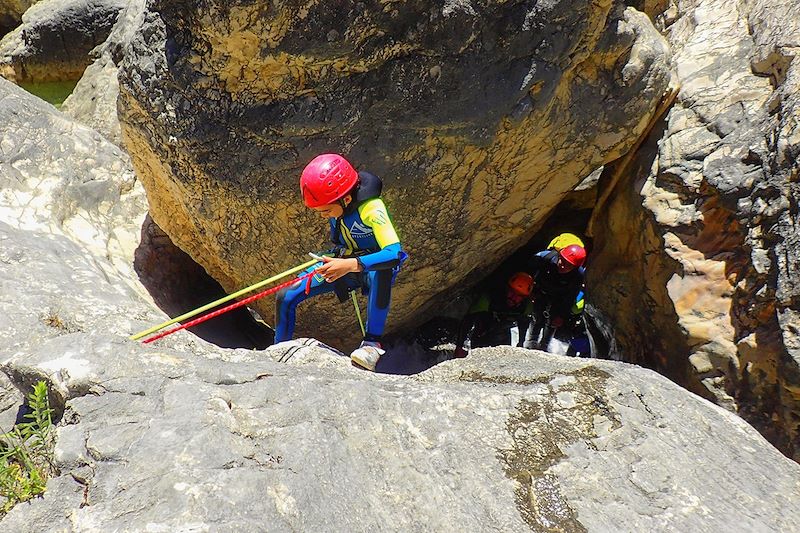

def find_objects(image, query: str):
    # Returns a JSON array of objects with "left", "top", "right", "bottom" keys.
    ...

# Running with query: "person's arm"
[
  {"left": 315, "top": 198, "right": 403, "bottom": 281},
  {"left": 528, "top": 250, "right": 549, "bottom": 280},
  {"left": 356, "top": 199, "right": 404, "bottom": 271}
]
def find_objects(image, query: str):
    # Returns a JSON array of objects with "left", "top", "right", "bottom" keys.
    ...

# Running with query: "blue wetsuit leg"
[
  {"left": 364, "top": 269, "right": 393, "bottom": 341},
  {"left": 274, "top": 269, "right": 335, "bottom": 343}
]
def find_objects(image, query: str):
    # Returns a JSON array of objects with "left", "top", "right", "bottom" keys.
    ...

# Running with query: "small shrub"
[
  {"left": 0, "top": 381, "right": 55, "bottom": 515},
  {"left": 43, "top": 314, "right": 66, "bottom": 330}
]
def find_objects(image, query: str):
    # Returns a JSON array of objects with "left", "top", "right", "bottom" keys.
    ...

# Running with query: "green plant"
[{"left": 0, "top": 381, "right": 56, "bottom": 515}]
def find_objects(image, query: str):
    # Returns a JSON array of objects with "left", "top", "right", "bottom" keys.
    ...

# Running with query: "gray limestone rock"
[
  {"left": 61, "top": 0, "right": 146, "bottom": 145},
  {"left": 588, "top": 0, "right": 800, "bottom": 458},
  {"left": 0, "top": 76, "right": 146, "bottom": 279},
  {"left": 0, "top": 0, "right": 127, "bottom": 83}
]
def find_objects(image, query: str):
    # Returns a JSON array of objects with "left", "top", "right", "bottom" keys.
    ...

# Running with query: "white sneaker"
[{"left": 350, "top": 340, "right": 385, "bottom": 371}]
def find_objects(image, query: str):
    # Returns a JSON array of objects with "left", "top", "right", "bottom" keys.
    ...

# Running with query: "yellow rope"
[
  {"left": 350, "top": 290, "right": 366, "bottom": 337},
  {"left": 130, "top": 259, "right": 318, "bottom": 340}
]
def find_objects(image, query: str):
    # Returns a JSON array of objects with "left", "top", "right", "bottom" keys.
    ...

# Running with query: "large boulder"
[
  {"left": 588, "top": 0, "right": 800, "bottom": 459},
  {"left": 60, "top": 0, "right": 146, "bottom": 145},
  {"left": 0, "top": 0, "right": 127, "bottom": 83},
  {"left": 117, "top": 0, "right": 676, "bottom": 347},
  {"left": 0, "top": 0, "right": 37, "bottom": 35}
]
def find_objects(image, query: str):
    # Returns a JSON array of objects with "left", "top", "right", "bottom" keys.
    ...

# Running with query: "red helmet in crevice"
[
  {"left": 300, "top": 154, "right": 359, "bottom": 208},
  {"left": 508, "top": 272, "right": 534, "bottom": 296},
  {"left": 559, "top": 244, "right": 587, "bottom": 267}
]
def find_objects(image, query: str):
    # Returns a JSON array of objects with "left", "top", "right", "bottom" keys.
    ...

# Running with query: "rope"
[
  {"left": 130, "top": 259, "right": 318, "bottom": 340},
  {"left": 350, "top": 290, "right": 365, "bottom": 336},
  {"left": 141, "top": 272, "right": 314, "bottom": 344}
]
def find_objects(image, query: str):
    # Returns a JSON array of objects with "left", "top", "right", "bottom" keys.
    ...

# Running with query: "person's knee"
[
  {"left": 276, "top": 284, "right": 304, "bottom": 315},
  {"left": 275, "top": 287, "right": 289, "bottom": 313}
]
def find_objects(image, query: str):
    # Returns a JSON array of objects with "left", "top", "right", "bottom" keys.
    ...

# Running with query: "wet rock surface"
[{"left": 117, "top": 0, "right": 675, "bottom": 347}]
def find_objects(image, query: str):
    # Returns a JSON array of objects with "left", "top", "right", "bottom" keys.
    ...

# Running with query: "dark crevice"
[
  {"left": 133, "top": 214, "right": 273, "bottom": 349},
  {"left": 0, "top": 16, "right": 19, "bottom": 38},
  {"left": 408, "top": 178, "right": 609, "bottom": 360}
]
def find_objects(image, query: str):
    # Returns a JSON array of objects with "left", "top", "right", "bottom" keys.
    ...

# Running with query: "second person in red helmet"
[
  {"left": 275, "top": 153, "right": 406, "bottom": 371},
  {"left": 523, "top": 241, "right": 587, "bottom": 350}
]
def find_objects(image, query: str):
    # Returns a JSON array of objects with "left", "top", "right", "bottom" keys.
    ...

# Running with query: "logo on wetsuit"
[{"left": 350, "top": 220, "right": 374, "bottom": 237}]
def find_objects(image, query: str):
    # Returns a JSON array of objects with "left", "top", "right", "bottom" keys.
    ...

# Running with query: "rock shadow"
[
  {"left": 407, "top": 200, "right": 608, "bottom": 366},
  {"left": 376, "top": 342, "right": 454, "bottom": 375},
  {"left": 133, "top": 214, "right": 273, "bottom": 349}
]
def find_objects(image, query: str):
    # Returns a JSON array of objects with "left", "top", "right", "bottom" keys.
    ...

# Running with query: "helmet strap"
[{"left": 338, "top": 194, "right": 353, "bottom": 212}]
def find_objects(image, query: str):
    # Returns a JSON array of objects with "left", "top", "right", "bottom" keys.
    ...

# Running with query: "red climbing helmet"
[
  {"left": 300, "top": 154, "right": 359, "bottom": 208},
  {"left": 559, "top": 244, "right": 587, "bottom": 267},
  {"left": 508, "top": 272, "right": 534, "bottom": 296}
]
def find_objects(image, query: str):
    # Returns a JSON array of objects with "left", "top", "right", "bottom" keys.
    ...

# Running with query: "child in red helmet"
[{"left": 275, "top": 154, "right": 406, "bottom": 371}]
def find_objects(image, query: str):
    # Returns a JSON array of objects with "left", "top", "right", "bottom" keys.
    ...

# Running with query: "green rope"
[{"left": 350, "top": 290, "right": 365, "bottom": 337}]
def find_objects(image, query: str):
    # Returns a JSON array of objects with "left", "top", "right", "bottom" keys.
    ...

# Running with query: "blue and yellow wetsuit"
[{"left": 274, "top": 172, "right": 405, "bottom": 343}]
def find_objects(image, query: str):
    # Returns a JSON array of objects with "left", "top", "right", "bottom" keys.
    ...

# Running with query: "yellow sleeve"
[{"left": 358, "top": 198, "right": 400, "bottom": 248}]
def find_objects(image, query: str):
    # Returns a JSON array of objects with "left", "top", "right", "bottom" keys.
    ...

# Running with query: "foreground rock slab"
[
  {"left": 2, "top": 328, "right": 799, "bottom": 531},
  {"left": 0, "top": 194, "right": 797, "bottom": 530}
]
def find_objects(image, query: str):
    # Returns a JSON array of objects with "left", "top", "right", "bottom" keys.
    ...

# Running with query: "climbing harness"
[
  {"left": 311, "top": 253, "right": 370, "bottom": 337},
  {"left": 130, "top": 258, "right": 318, "bottom": 341}
]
